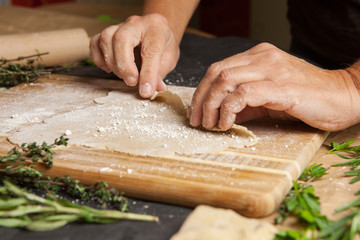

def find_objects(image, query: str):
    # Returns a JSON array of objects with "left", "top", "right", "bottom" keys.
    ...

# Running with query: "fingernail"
[
  {"left": 140, "top": 83, "right": 152, "bottom": 97},
  {"left": 102, "top": 66, "right": 112, "bottom": 73},
  {"left": 125, "top": 76, "right": 137, "bottom": 86},
  {"left": 189, "top": 116, "right": 196, "bottom": 127}
]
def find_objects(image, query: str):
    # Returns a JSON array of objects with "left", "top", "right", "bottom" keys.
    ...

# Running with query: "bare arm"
[{"left": 143, "top": 0, "right": 200, "bottom": 43}]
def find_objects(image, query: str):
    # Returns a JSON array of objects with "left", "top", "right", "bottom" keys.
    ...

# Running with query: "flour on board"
[{"left": 8, "top": 89, "right": 257, "bottom": 157}]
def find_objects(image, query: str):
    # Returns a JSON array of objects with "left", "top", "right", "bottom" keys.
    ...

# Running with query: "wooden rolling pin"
[{"left": 0, "top": 28, "right": 90, "bottom": 66}]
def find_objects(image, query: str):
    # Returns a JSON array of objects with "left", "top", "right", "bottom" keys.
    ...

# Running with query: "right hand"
[{"left": 90, "top": 14, "right": 180, "bottom": 98}]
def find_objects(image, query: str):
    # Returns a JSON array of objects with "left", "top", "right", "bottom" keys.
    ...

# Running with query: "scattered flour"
[{"left": 8, "top": 89, "right": 257, "bottom": 157}]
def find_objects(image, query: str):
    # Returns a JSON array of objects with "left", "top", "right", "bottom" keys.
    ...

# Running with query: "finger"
[
  {"left": 190, "top": 62, "right": 229, "bottom": 127},
  {"left": 217, "top": 87, "right": 247, "bottom": 130},
  {"left": 201, "top": 65, "right": 266, "bottom": 129},
  {"left": 99, "top": 25, "right": 121, "bottom": 76},
  {"left": 156, "top": 45, "right": 179, "bottom": 92},
  {"left": 189, "top": 51, "right": 264, "bottom": 127},
  {"left": 112, "top": 21, "right": 141, "bottom": 86},
  {"left": 218, "top": 81, "right": 295, "bottom": 129},
  {"left": 138, "top": 27, "right": 169, "bottom": 98},
  {"left": 89, "top": 33, "right": 111, "bottom": 73}
]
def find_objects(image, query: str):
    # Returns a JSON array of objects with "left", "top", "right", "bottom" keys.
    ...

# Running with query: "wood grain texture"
[{"left": 0, "top": 75, "right": 328, "bottom": 217}]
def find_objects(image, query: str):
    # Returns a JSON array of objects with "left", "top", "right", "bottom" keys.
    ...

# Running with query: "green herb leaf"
[{"left": 299, "top": 163, "right": 328, "bottom": 182}]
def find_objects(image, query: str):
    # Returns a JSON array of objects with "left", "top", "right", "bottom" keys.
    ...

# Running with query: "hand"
[
  {"left": 90, "top": 14, "right": 180, "bottom": 98},
  {"left": 189, "top": 43, "right": 360, "bottom": 131}
]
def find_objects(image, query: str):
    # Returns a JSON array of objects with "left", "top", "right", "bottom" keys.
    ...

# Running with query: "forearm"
[{"left": 142, "top": 0, "right": 200, "bottom": 44}]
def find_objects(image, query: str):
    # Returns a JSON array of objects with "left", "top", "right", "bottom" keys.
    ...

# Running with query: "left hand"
[{"left": 189, "top": 43, "right": 360, "bottom": 131}]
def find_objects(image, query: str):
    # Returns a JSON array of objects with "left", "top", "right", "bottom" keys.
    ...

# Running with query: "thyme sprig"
[
  {"left": 0, "top": 52, "right": 50, "bottom": 88},
  {"left": 0, "top": 52, "right": 49, "bottom": 64},
  {"left": 0, "top": 136, "right": 129, "bottom": 211},
  {"left": 1, "top": 135, "right": 68, "bottom": 169}
]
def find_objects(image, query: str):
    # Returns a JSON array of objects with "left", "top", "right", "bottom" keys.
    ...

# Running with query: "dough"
[
  {"left": 9, "top": 88, "right": 256, "bottom": 157},
  {"left": 0, "top": 81, "right": 110, "bottom": 135},
  {"left": 170, "top": 205, "right": 277, "bottom": 240}
]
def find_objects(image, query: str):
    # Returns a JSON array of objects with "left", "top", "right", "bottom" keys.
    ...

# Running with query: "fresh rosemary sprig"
[
  {"left": 328, "top": 140, "right": 360, "bottom": 184},
  {"left": 0, "top": 180, "right": 158, "bottom": 231},
  {"left": 299, "top": 163, "right": 328, "bottom": 182}
]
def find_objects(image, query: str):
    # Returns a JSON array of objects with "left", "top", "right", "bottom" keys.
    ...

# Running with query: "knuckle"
[
  {"left": 262, "top": 46, "right": 283, "bottom": 63},
  {"left": 126, "top": 15, "right": 140, "bottom": 23},
  {"left": 112, "top": 30, "right": 128, "bottom": 43},
  {"left": 140, "top": 69, "right": 153, "bottom": 80},
  {"left": 202, "top": 94, "right": 217, "bottom": 111},
  {"left": 255, "top": 42, "right": 275, "bottom": 51},
  {"left": 141, "top": 42, "right": 162, "bottom": 58},
  {"left": 218, "top": 70, "right": 232, "bottom": 86},
  {"left": 99, "top": 29, "right": 113, "bottom": 46},
  {"left": 207, "top": 62, "right": 222, "bottom": 76},
  {"left": 221, "top": 99, "right": 234, "bottom": 113},
  {"left": 202, "top": 100, "right": 213, "bottom": 111},
  {"left": 191, "top": 96, "right": 202, "bottom": 108},
  {"left": 141, "top": 68, "right": 151, "bottom": 75},
  {"left": 237, "top": 85, "right": 250, "bottom": 96}
]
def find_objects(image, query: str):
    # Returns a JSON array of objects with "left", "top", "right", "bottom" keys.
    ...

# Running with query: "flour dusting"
[{"left": 8, "top": 89, "right": 257, "bottom": 157}]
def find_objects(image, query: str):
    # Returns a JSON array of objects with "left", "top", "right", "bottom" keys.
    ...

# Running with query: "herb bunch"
[
  {"left": 0, "top": 136, "right": 157, "bottom": 231},
  {"left": 274, "top": 139, "right": 360, "bottom": 240},
  {"left": 274, "top": 164, "right": 329, "bottom": 240},
  {"left": 1, "top": 136, "right": 129, "bottom": 211},
  {"left": 329, "top": 140, "right": 360, "bottom": 183},
  {"left": 0, "top": 52, "right": 50, "bottom": 88},
  {"left": 0, "top": 180, "right": 157, "bottom": 231}
]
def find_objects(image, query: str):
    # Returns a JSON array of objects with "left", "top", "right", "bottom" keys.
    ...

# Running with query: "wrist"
[
  {"left": 344, "top": 61, "right": 360, "bottom": 123},
  {"left": 142, "top": 0, "right": 199, "bottom": 44},
  {"left": 346, "top": 61, "right": 360, "bottom": 92},
  {"left": 145, "top": 13, "right": 182, "bottom": 46}
]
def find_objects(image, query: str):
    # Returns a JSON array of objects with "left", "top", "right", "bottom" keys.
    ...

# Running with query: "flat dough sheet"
[{"left": 9, "top": 88, "right": 257, "bottom": 157}]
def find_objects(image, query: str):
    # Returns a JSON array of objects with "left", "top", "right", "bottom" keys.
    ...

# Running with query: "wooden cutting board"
[{"left": 0, "top": 75, "right": 328, "bottom": 217}]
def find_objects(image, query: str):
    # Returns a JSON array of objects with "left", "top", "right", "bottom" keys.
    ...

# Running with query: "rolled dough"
[
  {"left": 170, "top": 205, "right": 277, "bottom": 240},
  {"left": 8, "top": 88, "right": 257, "bottom": 157}
]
